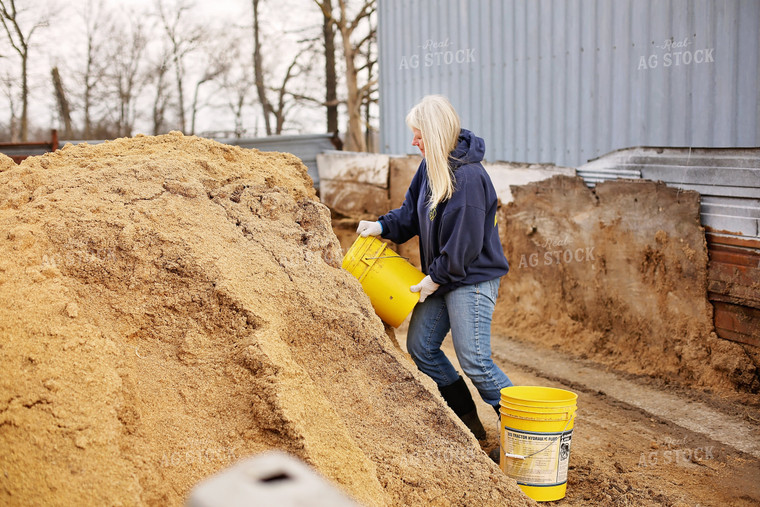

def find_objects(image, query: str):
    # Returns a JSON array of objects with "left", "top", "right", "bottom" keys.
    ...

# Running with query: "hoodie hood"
[{"left": 450, "top": 129, "right": 485, "bottom": 167}]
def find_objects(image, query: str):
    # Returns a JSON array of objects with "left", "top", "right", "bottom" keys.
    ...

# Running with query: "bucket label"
[{"left": 503, "top": 428, "right": 573, "bottom": 487}]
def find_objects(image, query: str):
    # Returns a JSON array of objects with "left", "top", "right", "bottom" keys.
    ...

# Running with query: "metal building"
[{"left": 378, "top": 0, "right": 760, "bottom": 168}]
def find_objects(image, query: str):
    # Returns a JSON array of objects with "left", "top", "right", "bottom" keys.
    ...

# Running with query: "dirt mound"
[
  {"left": 0, "top": 153, "right": 14, "bottom": 172},
  {"left": 495, "top": 175, "right": 758, "bottom": 395},
  {"left": 0, "top": 132, "right": 533, "bottom": 506}
]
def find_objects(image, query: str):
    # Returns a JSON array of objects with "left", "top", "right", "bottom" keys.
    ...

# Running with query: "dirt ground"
[
  {"left": 492, "top": 341, "right": 760, "bottom": 506},
  {"left": 333, "top": 170, "right": 760, "bottom": 506},
  {"left": 395, "top": 326, "right": 760, "bottom": 506}
]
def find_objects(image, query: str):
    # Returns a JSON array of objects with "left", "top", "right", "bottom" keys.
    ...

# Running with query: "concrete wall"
[{"left": 317, "top": 151, "right": 576, "bottom": 217}]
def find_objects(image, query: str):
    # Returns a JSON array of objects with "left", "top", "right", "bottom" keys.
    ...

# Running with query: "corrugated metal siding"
[
  {"left": 577, "top": 146, "right": 760, "bottom": 240},
  {"left": 378, "top": 0, "right": 760, "bottom": 167}
]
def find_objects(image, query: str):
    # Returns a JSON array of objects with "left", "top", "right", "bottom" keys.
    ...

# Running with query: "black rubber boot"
[
  {"left": 438, "top": 376, "right": 487, "bottom": 440},
  {"left": 490, "top": 404, "right": 501, "bottom": 463}
]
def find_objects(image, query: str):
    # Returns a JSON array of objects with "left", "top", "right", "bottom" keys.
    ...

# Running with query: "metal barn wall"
[{"left": 378, "top": 0, "right": 760, "bottom": 167}]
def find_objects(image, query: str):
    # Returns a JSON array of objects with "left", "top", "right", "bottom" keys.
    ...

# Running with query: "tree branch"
[{"left": 349, "top": 1, "right": 375, "bottom": 32}]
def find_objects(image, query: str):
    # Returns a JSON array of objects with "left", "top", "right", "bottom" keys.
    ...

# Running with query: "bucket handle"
[
  {"left": 503, "top": 412, "right": 575, "bottom": 461},
  {"left": 363, "top": 255, "right": 410, "bottom": 261}
]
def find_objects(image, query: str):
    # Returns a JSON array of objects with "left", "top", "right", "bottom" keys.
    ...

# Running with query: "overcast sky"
[{"left": 1, "top": 0, "right": 329, "bottom": 139}]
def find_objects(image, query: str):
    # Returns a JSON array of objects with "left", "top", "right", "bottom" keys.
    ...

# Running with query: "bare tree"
[
  {"left": 357, "top": 11, "right": 378, "bottom": 150},
  {"left": 189, "top": 42, "right": 229, "bottom": 136},
  {"left": 149, "top": 49, "right": 173, "bottom": 135},
  {"left": 158, "top": 0, "right": 204, "bottom": 134},
  {"left": 226, "top": 76, "right": 251, "bottom": 138},
  {"left": 251, "top": 0, "right": 272, "bottom": 135},
  {"left": 51, "top": 66, "right": 73, "bottom": 138},
  {"left": 0, "top": 0, "right": 48, "bottom": 141},
  {"left": 316, "top": 0, "right": 338, "bottom": 134},
  {"left": 251, "top": 0, "right": 321, "bottom": 136},
  {"left": 219, "top": 46, "right": 254, "bottom": 138},
  {"left": 315, "top": 0, "right": 376, "bottom": 152},
  {"left": 107, "top": 16, "right": 147, "bottom": 137},
  {"left": 0, "top": 69, "right": 18, "bottom": 141},
  {"left": 79, "top": 0, "right": 111, "bottom": 139},
  {"left": 271, "top": 44, "right": 316, "bottom": 134}
]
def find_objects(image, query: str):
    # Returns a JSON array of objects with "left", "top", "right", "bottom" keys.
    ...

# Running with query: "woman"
[{"left": 357, "top": 95, "right": 513, "bottom": 440}]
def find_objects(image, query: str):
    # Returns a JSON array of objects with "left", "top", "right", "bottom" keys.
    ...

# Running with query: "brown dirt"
[
  {"left": 0, "top": 133, "right": 534, "bottom": 506},
  {"left": 390, "top": 330, "right": 760, "bottom": 507},
  {"left": 0, "top": 153, "right": 14, "bottom": 172},
  {"left": 494, "top": 175, "right": 759, "bottom": 398},
  {"left": 486, "top": 338, "right": 760, "bottom": 507}
]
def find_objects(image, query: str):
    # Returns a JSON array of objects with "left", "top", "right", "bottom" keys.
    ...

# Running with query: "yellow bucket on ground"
[
  {"left": 498, "top": 386, "right": 578, "bottom": 502},
  {"left": 342, "top": 236, "right": 425, "bottom": 327}
]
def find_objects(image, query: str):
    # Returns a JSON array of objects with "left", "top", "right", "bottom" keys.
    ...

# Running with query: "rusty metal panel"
[
  {"left": 0, "top": 130, "right": 59, "bottom": 164},
  {"left": 378, "top": 0, "right": 760, "bottom": 167},
  {"left": 707, "top": 234, "right": 760, "bottom": 347},
  {"left": 711, "top": 301, "right": 760, "bottom": 348},
  {"left": 708, "top": 245, "right": 760, "bottom": 308}
]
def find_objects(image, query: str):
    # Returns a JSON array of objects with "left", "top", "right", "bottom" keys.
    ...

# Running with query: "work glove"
[
  {"left": 357, "top": 220, "right": 383, "bottom": 237},
  {"left": 410, "top": 275, "right": 440, "bottom": 303}
]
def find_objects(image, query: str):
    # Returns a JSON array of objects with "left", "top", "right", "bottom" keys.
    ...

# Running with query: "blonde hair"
[{"left": 406, "top": 95, "right": 460, "bottom": 206}]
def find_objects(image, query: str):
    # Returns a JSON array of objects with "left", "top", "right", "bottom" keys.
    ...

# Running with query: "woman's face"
[{"left": 411, "top": 128, "right": 425, "bottom": 157}]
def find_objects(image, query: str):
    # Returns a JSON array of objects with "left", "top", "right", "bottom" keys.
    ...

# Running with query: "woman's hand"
[
  {"left": 410, "top": 275, "right": 440, "bottom": 303},
  {"left": 357, "top": 220, "right": 383, "bottom": 237}
]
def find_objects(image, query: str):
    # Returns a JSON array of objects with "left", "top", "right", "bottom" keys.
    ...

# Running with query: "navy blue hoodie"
[{"left": 379, "top": 129, "right": 509, "bottom": 295}]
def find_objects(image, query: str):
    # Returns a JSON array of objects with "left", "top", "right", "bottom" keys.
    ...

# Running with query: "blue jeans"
[{"left": 406, "top": 278, "right": 513, "bottom": 408}]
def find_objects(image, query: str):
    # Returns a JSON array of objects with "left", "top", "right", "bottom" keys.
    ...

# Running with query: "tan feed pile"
[
  {"left": 494, "top": 175, "right": 757, "bottom": 395},
  {"left": 0, "top": 155, "right": 14, "bottom": 173},
  {"left": 0, "top": 134, "right": 533, "bottom": 506}
]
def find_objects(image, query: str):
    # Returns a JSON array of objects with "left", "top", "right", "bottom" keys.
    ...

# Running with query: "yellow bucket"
[
  {"left": 498, "top": 386, "right": 578, "bottom": 502},
  {"left": 342, "top": 236, "right": 425, "bottom": 327}
]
